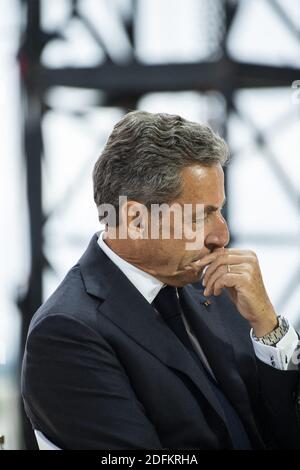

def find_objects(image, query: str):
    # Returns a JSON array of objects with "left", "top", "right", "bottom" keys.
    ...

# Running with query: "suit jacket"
[{"left": 21, "top": 233, "right": 300, "bottom": 449}]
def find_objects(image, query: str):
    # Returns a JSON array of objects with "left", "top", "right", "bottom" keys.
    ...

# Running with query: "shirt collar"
[{"left": 97, "top": 230, "right": 165, "bottom": 304}]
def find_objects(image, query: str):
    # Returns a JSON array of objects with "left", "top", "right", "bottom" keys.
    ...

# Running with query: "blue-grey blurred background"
[{"left": 0, "top": 0, "right": 299, "bottom": 449}]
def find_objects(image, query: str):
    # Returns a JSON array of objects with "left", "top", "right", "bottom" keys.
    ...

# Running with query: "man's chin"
[{"left": 175, "top": 267, "right": 204, "bottom": 286}]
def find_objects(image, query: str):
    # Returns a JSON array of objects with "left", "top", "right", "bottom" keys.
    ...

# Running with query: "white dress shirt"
[{"left": 97, "top": 230, "right": 298, "bottom": 372}]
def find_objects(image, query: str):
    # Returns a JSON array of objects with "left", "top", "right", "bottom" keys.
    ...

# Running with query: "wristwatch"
[{"left": 253, "top": 315, "right": 289, "bottom": 346}]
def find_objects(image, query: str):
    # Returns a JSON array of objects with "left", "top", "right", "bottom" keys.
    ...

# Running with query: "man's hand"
[{"left": 200, "top": 248, "right": 278, "bottom": 337}]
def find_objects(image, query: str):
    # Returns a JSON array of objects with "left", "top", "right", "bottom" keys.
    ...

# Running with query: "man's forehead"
[{"left": 179, "top": 164, "right": 225, "bottom": 206}]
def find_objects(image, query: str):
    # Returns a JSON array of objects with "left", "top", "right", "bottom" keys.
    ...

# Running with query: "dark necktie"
[{"left": 153, "top": 285, "right": 252, "bottom": 450}]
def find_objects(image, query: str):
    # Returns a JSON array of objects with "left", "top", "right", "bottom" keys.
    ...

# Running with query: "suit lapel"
[
  {"left": 179, "top": 285, "right": 249, "bottom": 400},
  {"left": 179, "top": 284, "right": 265, "bottom": 447}
]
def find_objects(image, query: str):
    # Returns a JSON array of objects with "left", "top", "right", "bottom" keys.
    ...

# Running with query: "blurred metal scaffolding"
[{"left": 17, "top": 0, "right": 300, "bottom": 449}]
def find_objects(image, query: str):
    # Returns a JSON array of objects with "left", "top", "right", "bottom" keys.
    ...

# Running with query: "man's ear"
[{"left": 123, "top": 200, "right": 149, "bottom": 240}]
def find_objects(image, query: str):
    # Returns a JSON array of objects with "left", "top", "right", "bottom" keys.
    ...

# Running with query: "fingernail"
[
  {"left": 202, "top": 278, "right": 206, "bottom": 286},
  {"left": 204, "top": 289, "right": 208, "bottom": 296}
]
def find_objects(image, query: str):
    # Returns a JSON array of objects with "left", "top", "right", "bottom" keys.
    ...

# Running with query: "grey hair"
[{"left": 93, "top": 110, "right": 229, "bottom": 225}]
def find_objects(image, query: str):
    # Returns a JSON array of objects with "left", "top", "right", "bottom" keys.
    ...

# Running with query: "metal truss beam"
[{"left": 38, "top": 60, "right": 300, "bottom": 93}]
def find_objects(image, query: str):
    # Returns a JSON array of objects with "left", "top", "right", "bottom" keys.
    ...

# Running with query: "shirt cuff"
[{"left": 250, "top": 322, "right": 299, "bottom": 370}]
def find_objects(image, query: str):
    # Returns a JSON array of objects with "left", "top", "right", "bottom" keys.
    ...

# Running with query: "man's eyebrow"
[
  {"left": 191, "top": 197, "right": 226, "bottom": 218},
  {"left": 204, "top": 196, "right": 227, "bottom": 213}
]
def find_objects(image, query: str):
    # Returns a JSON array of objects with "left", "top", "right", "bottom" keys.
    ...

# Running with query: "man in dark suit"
[{"left": 22, "top": 111, "right": 300, "bottom": 449}]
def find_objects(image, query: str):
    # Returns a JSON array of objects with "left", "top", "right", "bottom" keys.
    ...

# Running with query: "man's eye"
[
  {"left": 192, "top": 208, "right": 225, "bottom": 224},
  {"left": 192, "top": 217, "right": 205, "bottom": 224}
]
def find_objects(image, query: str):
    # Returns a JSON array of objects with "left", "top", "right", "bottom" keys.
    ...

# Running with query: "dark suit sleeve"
[
  {"left": 22, "top": 314, "right": 163, "bottom": 450},
  {"left": 256, "top": 358, "right": 300, "bottom": 449}
]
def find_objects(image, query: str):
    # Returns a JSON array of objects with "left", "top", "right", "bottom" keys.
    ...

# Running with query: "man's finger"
[
  {"left": 184, "top": 252, "right": 219, "bottom": 271},
  {"left": 204, "top": 263, "right": 247, "bottom": 295},
  {"left": 203, "top": 255, "right": 254, "bottom": 286}
]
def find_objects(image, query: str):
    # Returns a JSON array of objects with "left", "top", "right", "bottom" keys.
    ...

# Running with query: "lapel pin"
[{"left": 201, "top": 299, "right": 212, "bottom": 308}]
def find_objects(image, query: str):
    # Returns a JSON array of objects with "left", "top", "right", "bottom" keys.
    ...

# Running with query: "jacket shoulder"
[{"left": 28, "top": 264, "right": 100, "bottom": 336}]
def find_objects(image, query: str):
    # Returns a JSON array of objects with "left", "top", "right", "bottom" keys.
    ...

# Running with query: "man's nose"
[{"left": 205, "top": 215, "right": 230, "bottom": 250}]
